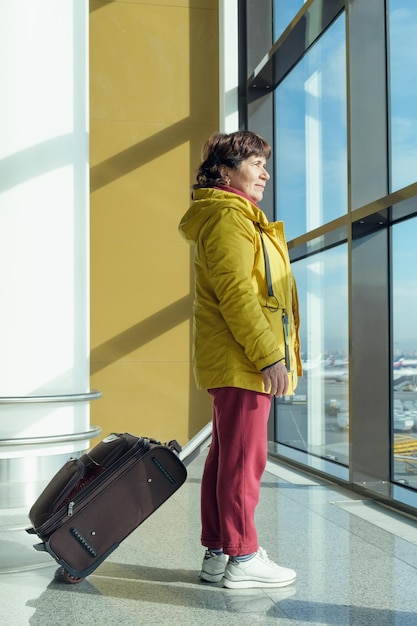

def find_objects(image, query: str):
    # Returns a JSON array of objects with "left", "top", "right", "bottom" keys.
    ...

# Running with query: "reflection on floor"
[{"left": 3, "top": 445, "right": 417, "bottom": 625}]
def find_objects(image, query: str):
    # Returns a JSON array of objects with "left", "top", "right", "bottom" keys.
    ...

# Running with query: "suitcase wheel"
[
  {"left": 64, "top": 570, "right": 84, "bottom": 584},
  {"left": 54, "top": 566, "right": 84, "bottom": 584}
]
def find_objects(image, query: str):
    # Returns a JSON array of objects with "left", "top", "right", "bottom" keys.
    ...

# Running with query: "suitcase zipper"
[
  {"left": 51, "top": 440, "right": 149, "bottom": 517},
  {"left": 42, "top": 438, "right": 150, "bottom": 525}
]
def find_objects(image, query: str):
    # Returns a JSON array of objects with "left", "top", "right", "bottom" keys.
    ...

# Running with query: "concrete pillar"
[
  {"left": 0, "top": 0, "right": 100, "bottom": 518},
  {"left": 219, "top": 0, "right": 239, "bottom": 132}
]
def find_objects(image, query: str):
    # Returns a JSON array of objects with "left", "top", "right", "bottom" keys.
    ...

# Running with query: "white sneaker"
[
  {"left": 222, "top": 547, "right": 296, "bottom": 589},
  {"left": 199, "top": 550, "right": 229, "bottom": 583}
]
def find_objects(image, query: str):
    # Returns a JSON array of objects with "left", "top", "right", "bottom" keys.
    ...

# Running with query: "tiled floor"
[{"left": 3, "top": 444, "right": 417, "bottom": 625}]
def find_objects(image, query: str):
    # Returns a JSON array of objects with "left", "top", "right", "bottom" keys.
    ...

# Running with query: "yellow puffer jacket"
[{"left": 178, "top": 188, "right": 302, "bottom": 394}]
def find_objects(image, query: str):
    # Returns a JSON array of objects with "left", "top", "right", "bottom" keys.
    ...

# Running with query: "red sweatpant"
[{"left": 200, "top": 387, "right": 272, "bottom": 557}]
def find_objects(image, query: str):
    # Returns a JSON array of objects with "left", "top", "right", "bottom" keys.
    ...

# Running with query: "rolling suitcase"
[{"left": 26, "top": 432, "right": 187, "bottom": 582}]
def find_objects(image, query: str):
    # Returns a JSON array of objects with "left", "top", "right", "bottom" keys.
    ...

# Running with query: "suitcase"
[{"left": 26, "top": 432, "right": 187, "bottom": 582}]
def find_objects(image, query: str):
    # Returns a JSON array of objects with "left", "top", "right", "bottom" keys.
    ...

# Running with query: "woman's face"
[{"left": 225, "top": 155, "right": 270, "bottom": 203}]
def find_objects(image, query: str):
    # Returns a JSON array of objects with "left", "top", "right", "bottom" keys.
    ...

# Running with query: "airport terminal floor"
[{"left": 3, "top": 443, "right": 417, "bottom": 625}]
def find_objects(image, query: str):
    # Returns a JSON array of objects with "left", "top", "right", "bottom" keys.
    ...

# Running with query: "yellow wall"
[{"left": 89, "top": 0, "right": 218, "bottom": 446}]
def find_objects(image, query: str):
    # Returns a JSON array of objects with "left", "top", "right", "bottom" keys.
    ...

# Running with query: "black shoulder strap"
[
  {"left": 257, "top": 225, "right": 274, "bottom": 298},
  {"left": 257, "top": 224, "right": 279, "bottom": 310},
  {"left": 257, "top": 225, "right": 291, "bottom": 371}
]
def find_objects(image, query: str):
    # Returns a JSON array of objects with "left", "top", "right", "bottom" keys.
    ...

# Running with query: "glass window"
[
  {"left": 273, "top": 0, "right": 306, "bottom": 41},
  {"left": 391, "top": 217, "right": 417, "bottom": 488},
  {"left": 276, "top": 244, "right": 349, "bottom": 466},
  {"left": 274, "top": 14, "right": 347, "bottom": 241},
  {"left": 388, "top": 0, "right": 417, "bottom": 192}
]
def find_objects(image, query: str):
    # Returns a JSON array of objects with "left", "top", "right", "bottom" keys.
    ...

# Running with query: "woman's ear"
[{"left": 219, "top": 166, "right": 229, "bottom": 184}]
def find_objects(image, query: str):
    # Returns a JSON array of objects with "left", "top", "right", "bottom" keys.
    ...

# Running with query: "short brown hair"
[{"left": 194, "top": 131, "right": 271, "bottom": 189}]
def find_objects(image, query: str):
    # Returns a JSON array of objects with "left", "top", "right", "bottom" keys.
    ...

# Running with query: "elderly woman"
[{"left": 178, "top": 131, "right": 302, "bottom": 589}]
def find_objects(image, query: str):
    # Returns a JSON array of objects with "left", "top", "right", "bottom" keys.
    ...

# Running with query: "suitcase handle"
[
  {"left": 166, "top": 440, "right": 182, "bottom": 454},
  {"left": 143, "top": 437, "right": 182, "bottom": 454}
]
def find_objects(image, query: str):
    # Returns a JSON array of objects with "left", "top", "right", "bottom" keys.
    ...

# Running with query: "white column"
[
  {"left": 305, "top": 69, "right": 325, "bottom": 449},
  {"left": 219, "top": 0, "right": 239, "bottom": 133},
  {"left": 305, "top": 70, "right": 323, "bottom": 231},
  {"left": 307, "top": 260, "right": 325, "bottom": 448},
  {"left": 0, "top": 0, "right": 98, "bottom": 507}
]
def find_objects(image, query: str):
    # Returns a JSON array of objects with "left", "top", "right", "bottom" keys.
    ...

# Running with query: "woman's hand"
[{"left": 262, "top": 361, "right": 289, "bottom": 397}]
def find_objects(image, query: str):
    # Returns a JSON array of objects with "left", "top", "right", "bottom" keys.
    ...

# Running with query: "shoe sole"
[
  {"left": 222, "top": 575, "right": 296, "bottom": 589},
  {"left": 199, "top": 572, "right": 225, "bottom": 583}
]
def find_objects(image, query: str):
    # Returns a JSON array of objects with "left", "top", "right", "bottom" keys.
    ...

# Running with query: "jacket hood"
[{"left": 178, "top": 187, "right": 270, "bottom": 244}]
